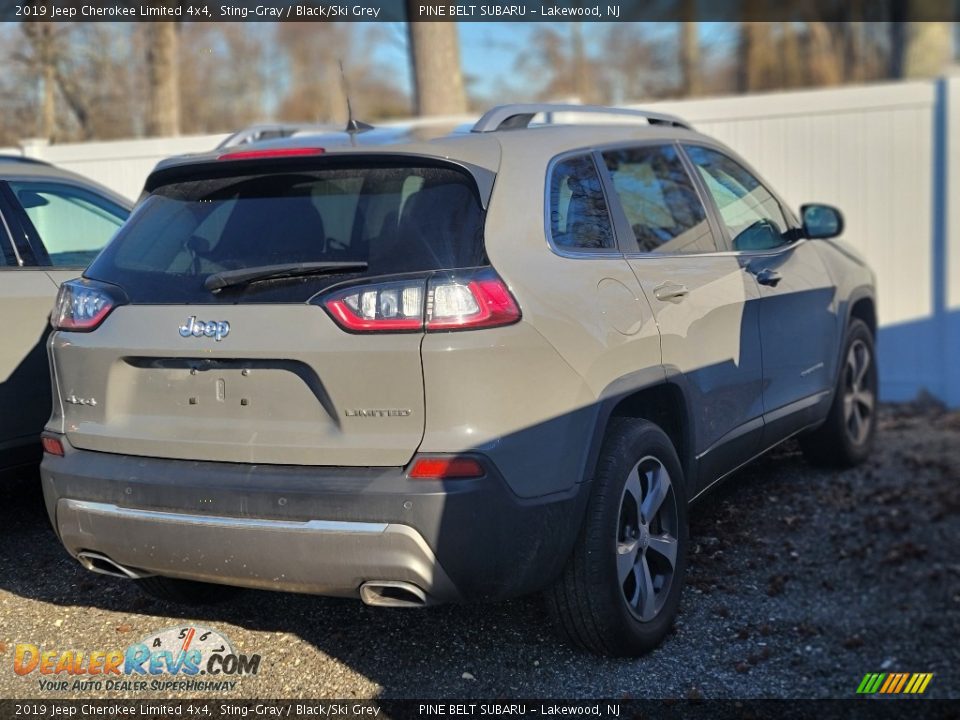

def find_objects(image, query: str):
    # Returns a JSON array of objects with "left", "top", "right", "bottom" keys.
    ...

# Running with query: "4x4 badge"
[{"left": 179, "top": 316, "right": 230, "bottom": 342}]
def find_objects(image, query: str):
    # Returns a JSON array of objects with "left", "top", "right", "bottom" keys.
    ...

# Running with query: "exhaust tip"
[
  {"left": 360, "top": 581, "right": 430, "bottom": 608},
  {"left": 77, "top": 551, "right": 152, "bottom": 580}
]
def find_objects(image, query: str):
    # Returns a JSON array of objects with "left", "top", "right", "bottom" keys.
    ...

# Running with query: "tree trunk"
[
  {"left": 41, "top": 48, "right": 56, "bottom": 140},
  {"left": 738, "top": 22, "right": 775, "bottom": 92},
  {"left": 679, "top": 8, "right": 700, "bottom": 96},
  {"left": 22, "top": 23, "right": 58, "bottom": 139},
  {"left": 806, "top": 22, "right": 843, "bottom": 86},
  {"left": 780, "top": 22, "right": 804, "bottom": 88},
  {"left": 146, "top": 22, "right": 180, "bottom": 136},
  {"left": 406, "top": 3, "right": 467, "bottom": 116},
  {"left": 901, "top": 22, "right": 953, "bottom": 78}
]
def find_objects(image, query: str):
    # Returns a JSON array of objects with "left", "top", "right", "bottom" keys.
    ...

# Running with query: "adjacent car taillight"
[
  {"left": 318, "top": 268, "right": 520, "bottom": 333},
  {"left": 52, "top": 279, "right": 126, "bottom": 332}
]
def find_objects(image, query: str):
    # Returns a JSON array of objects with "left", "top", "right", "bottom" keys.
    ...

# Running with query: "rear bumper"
[{"left": 40, "top": 441, "right": 589, "bottom": 603}]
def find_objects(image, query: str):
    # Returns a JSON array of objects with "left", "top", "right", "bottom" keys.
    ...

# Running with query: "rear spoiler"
[{"left": 143, "top": 153, "right": 496, "bottom": 210}]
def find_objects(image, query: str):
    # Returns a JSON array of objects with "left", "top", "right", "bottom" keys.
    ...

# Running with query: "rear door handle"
[
  {"left": 654, "top": 282, "right": 689, "bottom": 302},
  {"left": 753, "top": 268, "right": 782, "bottom": 287}
]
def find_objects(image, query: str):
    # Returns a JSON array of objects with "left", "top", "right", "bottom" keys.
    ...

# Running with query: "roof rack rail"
[
  {"left": 0, "top": 154, "right": 52, "bottom": 166},
  {"left": 471, "top": 104, "right": 692, "bottom": 133}
]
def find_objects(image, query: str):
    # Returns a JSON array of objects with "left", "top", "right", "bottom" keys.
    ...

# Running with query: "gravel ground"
[{"left": 1, "top": 405, "right": 958, "bottom": 700}]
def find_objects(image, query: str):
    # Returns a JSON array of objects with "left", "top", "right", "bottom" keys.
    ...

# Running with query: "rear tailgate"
[
  {"left": 50, "top": 153, "right": 493, "bottom": 467},
  {"left": 50, "top": 304, "right": 424, "bottom": 465}
]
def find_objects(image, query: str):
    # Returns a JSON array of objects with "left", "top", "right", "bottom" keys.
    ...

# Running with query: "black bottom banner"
[{"left": 0, "top": 699, "right": 957, "bottom": 720}]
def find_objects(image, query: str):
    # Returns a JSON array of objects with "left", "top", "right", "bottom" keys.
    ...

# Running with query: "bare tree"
[
  {"left": 899, "top": 23, "right": 953, "bottom": 78},
  {"left": 145, "top": 22, "right": 179, "bottom": 136},
  {"left": 406, "top": 1, "right": 467, "bottom": 115},
  {"left": 738, "top": 22, "right": 777, "bottom": 91},
  {"left": 275, "top": 24, "right": 350, "bottom": 124},
  {"left": 679, "top": 11, "right": 701, "bottom": 95},
  {"left": 805, "top": 22, "right": 843, "bottom": 86},
  {"left": 20, "top": 23, "right": 60, "bottom": 139},
  {"left": 780, "top": 22, "right": 805, "bottom": 87}
]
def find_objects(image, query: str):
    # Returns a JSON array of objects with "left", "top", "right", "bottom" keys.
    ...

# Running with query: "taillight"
[
  {"left": 318, "top": 268, "right": 520, "bottom": 333},
  {"left": 324, "top": 278, "right": 427, "bottom": 332},
  {"left": 52, "top": 279, "right": 126, "bottom": 332},
  {"left": 408, "top": 456, "right": 485, "bottom": 479},
  {"left": 41, "top": 435, "right": 64, "bottom": 456}
]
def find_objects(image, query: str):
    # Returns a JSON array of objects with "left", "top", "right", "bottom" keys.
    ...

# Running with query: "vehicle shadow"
[{"left": 0, "top": 327, "right": 52, "bottom": 468}]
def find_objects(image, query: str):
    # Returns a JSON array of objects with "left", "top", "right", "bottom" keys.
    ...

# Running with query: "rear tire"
[
  {"left": 136, "top": 576, "right": 241, "bottom": 605},
  {"left": 547, "top": 418, "right": 688, "bottom": 657},
  {"left": 800, "top": 319, "right": 877, "bottom": 468}
]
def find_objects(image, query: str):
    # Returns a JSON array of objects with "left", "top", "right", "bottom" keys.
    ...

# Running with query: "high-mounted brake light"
[
  {"left": 318, "top": 268, "right": 520, "bottom": 334},
  {"left": 52, "top": 279, "right": 126, "bottom": 332},
  {"left": 218, "top": 147, "right": 326, "bottom": 161},
  {"left": 409, "top": 456, "right": 485, "bottom": 479}
]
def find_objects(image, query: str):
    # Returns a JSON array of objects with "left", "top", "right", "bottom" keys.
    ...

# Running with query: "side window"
[
  {"left": 8, "top": 181, "right": 128, "bottom": 267},
  {"left": 548, "top": 154, "right": 615, "bottom": 252},
  {"left": 683, "top": 146, "right": 789, "bottom": 252},
  {"left": 601, "top": 144, "right": 714, "bottom": 254}
]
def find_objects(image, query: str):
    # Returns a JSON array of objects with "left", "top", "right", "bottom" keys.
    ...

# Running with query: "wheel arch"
[
  {"left": 848, "top": 291, "right": 877, "bottom": 337},
  {"left": 834, "top": 287, "right": 877, "bottom": 392},
  {"left": 582, "top": 370, "right": 697, "bottom": 502}
]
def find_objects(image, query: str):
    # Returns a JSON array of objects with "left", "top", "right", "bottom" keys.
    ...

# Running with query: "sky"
[{"left": 371, "top": 22, "right": 736, "bottom": 100}]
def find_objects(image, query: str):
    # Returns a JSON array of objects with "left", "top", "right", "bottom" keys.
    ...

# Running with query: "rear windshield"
[{"left": 86, "top": 163, "right": 486, "bottom": 303}]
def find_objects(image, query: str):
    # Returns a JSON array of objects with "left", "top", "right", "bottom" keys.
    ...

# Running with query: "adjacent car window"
[
  {"left": 0, "top": 210, "right": 16, "bottom": 267},
  {"left": 683, "top": 146, "right": 790, "bottom": 252},
  {"left": 601, "top": 145, "right": 714, "bottom": 254},
  {"left": 548, "top": 154, "right": 615, "bottom": 252},
  {"left": 9, "top": 181, "right": 128, "bottom": 267},
  {"left": 87, "top": 163, "right": 487, "bottom": 304}
]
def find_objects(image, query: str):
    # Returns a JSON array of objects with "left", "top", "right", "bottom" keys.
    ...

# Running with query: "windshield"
[{"left": 86, "top": 163, "right": 486, "bottom": 303}]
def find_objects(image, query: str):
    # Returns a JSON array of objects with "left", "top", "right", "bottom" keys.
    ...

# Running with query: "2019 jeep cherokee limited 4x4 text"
[{"left": 39, "top": 105, "right": 877, "bottom": 656}]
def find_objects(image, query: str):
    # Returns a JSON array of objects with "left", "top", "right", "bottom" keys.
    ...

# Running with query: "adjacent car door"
[
  {"left": 598, "top": 143, "right": 765, "bottom": 491},
  {"left": 682, "top": 144, "right": 840, "bottom": 444},
  {"left": 0, "top": 179, "right": 128, "bottom": 467}
]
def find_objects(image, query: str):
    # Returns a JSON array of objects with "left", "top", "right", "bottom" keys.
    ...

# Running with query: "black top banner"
[{"left": 2, "top": 0, "right": 959, "bottom": 22}]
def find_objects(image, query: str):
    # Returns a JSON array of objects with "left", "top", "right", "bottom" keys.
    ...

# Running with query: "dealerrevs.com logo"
[{"left": 14, "top": 625, "right": 260, "bottom": 693}]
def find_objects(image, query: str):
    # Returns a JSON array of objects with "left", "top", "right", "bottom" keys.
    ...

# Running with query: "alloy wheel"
[
  {"left": 843, "top": 339, "right": 874, "bottom": 446},
  {"left": 616, "top": 456, "right": 679, "bottom": 621}
]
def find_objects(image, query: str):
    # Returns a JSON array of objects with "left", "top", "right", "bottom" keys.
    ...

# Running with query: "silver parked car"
[
  {"left": 40, "top": 105, "right": 876, "bottom": 656},
  {"left": 0, "top": 157, "right": 130, "bottom": 472}
]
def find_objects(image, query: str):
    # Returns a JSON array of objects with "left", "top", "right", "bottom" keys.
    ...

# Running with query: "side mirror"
[{"left": 801, "top": 203, "right": 844, "bottom": 240}]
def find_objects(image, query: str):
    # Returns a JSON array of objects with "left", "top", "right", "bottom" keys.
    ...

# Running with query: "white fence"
[
  {"left": 642, "top": 79, "right": 960, "bottom": 408},
  {"left": 12, "top": 78, "right": 960, "bottom": 406},
  {"left": 17, "top": 133, "right": 228, "bottom": 201}
]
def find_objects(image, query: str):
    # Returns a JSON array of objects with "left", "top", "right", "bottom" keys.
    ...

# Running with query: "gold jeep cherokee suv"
[{"left": 40, "top": 105, "right": 877, "bottom": 656}]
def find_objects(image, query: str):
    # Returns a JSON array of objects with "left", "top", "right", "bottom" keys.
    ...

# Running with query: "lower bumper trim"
[{"left": 56, "top": 499, "right": 460, "bottom": 601}]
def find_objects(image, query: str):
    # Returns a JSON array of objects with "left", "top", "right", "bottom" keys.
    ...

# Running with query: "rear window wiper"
[{"left": 204, "top": 261, "right": 368, "bottom": 292}]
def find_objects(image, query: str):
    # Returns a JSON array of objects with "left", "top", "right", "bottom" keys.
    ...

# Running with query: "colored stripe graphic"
[
  {"left": 857, "top": 672, "right": 933, "bottom": 695},
  {"left": 868, "top": 673, "right": 886, "bottom": 693},
  {"left": 879, "top": 674, "right": 897, "bottom": 693},
  {"left": 893, "top": 673, "right": 909, "bottom": 693}
]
